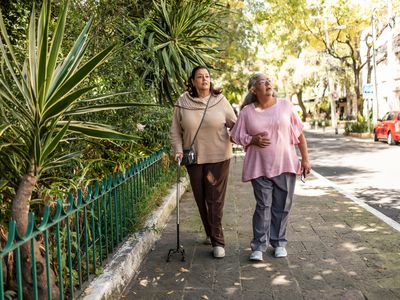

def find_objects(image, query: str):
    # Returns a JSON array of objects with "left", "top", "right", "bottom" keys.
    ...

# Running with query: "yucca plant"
[
  {"left": 0, "top": 0, "right": 141, "bottom": 298},
  {"left": 137, "top": 0, "right": 224, "bottom": 104}
]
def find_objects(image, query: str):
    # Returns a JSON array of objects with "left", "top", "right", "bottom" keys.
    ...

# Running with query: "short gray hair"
[{"left": 240, "top": 73, "right": 265, "bottom": 109}]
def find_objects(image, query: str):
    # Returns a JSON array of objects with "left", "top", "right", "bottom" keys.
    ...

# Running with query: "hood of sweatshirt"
[{"left": 175, "top": 91, "right": 225, "bottom": 110}]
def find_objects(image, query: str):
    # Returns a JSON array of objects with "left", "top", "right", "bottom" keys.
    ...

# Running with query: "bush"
[
  {"left": 310, "top": 118, "right": 331, "bottom": 127},
  {"left": 344, "top": 112, "right": 370, "bottom": 134}
]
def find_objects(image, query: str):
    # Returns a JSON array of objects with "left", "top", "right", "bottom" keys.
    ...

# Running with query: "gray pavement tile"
[
  {"left": 214, "top": 257, "right": 240, "bottom": 272},
  {"left": 182, "top": 288, "right": 241, "bottom": 300},
  {"left": 183, "top": 264, "right": 214, "bottom": 290},
  {"left": 132, "top": 268, "right": 187, "bottom": 290},
  {"left": 375, "top": 275, "right": 400, "bottom": 289},
  {"left": 301, "top": 240, "right": 330, "bottom": 254},
  {"left": 362, "top": 253, "right": 400, "bottom": 271},
  {"left": 241, "top": 290, "right": 273, "bottom": 300},
  {"left": 271, "top": 283, "right": 303, "bottom": 300},
  {"left": 290, "top": 269, "right": 328, "bottom": 290},
  {"left": 286, "top": 240, "right": 307, "bottom": 254},
  {"left": 351, "top": 278, "right": 382, "bottom": 290},
  {"left": 391, "top": 288, "right": 400, "bottom": 298},
  {"left": 213, "top": 273, "right": 241, "bottom": 291},
  {"left": 361, "top": 289, "right": 400, "bottom": 300},
  {"left": 190, "top": 248, "right": 216, "bottom": 263},
  {"left": 310, "top": 226, "right": 347, "bottom": 238},
  {"left": 302, "top": 289, "right": 365, "bottom": 300},
  {"left": 322, "top": 271, "right": 357, "bottom": 290},
  {"left": 240, "top": 266, "right": 275, "bottom": 292}
]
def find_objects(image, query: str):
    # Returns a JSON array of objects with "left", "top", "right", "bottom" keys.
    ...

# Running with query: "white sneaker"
[
  {"left": 274, "top": 246, "right": 287, "bottom": 258},
  {"left": 249, "top": 250, "right": 263, "bottom": 261},
  {"left": 213, "top": 246, "right": 225, "bottom": 258}
]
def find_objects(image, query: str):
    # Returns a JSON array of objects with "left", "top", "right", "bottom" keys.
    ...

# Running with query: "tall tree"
[
  {"left": 305, "top": 0, "right": 371, "bottom": 114},
  {"left": 279, "top": 52, "right": 321, "bottom": 121},
  {"left": 213, "top": 0, "right": 260, "bottom": 105},
  {"left": 246, "top": 0, "right": 375, "bottom": 116}
]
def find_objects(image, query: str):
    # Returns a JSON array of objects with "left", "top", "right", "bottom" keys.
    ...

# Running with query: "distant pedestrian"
[
  {"left": 230, "top": 73, "right": 311, "bottom": 261},
  {"left": 170, "top": 66, "right": 237, "bottom": 258}
]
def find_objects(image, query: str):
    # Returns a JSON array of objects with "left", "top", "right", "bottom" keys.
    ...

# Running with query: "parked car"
[{"left": 374, "top": 111, "right": 400, "bottom": 145}]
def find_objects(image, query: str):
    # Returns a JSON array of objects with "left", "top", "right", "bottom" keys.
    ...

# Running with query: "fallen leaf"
[
  {"left": 167, "top": 291, "right": 174, "bottom": 295},
  {"left": 376, "top": 268, "right": 385, "bottom": 273},
  {"left": 201, "top": 296, "right": 209, "bottom": 299},
  {"left": 139, "top": 279, "right": 148, "bottom": 287},
  {"left": 180, "top": 267, "right": 189, "bottom": 273}
]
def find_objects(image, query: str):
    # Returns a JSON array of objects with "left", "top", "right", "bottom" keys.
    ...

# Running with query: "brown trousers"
[{"left": 186, "top": 159, "right": 231, "bottom": 247}]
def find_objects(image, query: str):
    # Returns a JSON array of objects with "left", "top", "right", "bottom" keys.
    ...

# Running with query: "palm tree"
[
  {"left": 136, "top": 0, "right": 224, "bottom": 104},
  {"left": 0, "top": 1, "right": 138, "bottom": 298}
]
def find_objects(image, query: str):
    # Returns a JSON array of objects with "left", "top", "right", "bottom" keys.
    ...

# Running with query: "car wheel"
[
  {"left": 387, "top": 132, "right": 395, "bottom": 145},
  {"left": 374, "top": 131, "right": 378, "bottom": 142}
]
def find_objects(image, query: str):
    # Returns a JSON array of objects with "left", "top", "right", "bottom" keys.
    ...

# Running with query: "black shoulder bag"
[{"left": 181, "top": 96, "right": 211, "bottom": 166}]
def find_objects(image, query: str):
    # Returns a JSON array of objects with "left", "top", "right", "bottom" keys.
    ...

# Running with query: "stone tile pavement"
[{"left": 121, "top": 158, "right": 400, "bottom": 300}]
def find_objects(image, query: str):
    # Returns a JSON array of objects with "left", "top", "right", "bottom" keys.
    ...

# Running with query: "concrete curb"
[
  {"left": 347, "top": 132, "right": 374, "bottom": 139},
  {"left": 79, "top": 176, "right": 189, "bottom": 300}
]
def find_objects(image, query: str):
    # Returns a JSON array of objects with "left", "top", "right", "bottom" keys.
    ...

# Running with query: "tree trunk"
[
  {"left": 296, "top": 91, "right": 307, "bottom": 121},
  {"left": 354, "top": 68, "right": 362, "bottom": 113},
  {"left": 12, "top": 174, "right": 60, "bottom": 300}
]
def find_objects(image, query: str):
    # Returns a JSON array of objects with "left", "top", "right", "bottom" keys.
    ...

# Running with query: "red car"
[{"left": 374, "top": 111, "right": 400, "bottom": 145}]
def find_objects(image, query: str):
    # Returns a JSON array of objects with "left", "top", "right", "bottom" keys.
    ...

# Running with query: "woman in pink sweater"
[
  {"left": 170, "top": 66, "right": 237, "bottom": 258},
  {"left": 230, "top": 73, "right": 311, "bottom": 261}
]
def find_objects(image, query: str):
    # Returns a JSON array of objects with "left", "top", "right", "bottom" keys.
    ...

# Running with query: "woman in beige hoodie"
[{"left": 170, "top": 66, "right": 237, "bottom": 258}]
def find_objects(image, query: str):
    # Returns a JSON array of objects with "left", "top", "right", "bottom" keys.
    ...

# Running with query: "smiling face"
[{"left": 191, "top": 68, "right": 211, "bottom": 95}]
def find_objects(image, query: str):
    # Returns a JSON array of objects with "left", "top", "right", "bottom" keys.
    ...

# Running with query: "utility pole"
[
  {"left": 323, "top": 5, "right": 338, "bottom": 134},
  {"left": 371, "top": 9, "right": 379, "bottom": 123},
  {"left": 386, "top": 0, "right": 395, "bottom": 115}
]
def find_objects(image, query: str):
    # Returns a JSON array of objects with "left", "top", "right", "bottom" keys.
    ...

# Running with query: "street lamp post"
[
  {"left": 323, "top": 6, "right": 338, "bottom": 134},
  {"left": 371, "top": 9, "right": 379, "bottom": 124}
]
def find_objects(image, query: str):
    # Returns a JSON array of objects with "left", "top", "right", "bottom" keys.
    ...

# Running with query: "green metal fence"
[{"left": 0, "top": 148, "right": 172, "bottom": 300}]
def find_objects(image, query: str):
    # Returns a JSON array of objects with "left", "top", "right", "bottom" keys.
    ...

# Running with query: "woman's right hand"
[
  {"left": 175, "top": 152, "right": 183, "bottom": 164},
  {"left": 251, "top": 134, "right": 271, "bottom": 148}
]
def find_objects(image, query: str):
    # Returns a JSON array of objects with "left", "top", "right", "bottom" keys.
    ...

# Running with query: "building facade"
[{"left": 360, "top": 11, "right": 400, "bottom": 121}]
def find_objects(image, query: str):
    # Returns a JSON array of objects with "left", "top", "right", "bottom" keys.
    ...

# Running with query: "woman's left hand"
[
  {"left": 301, "top": 159, "right": 311, "bottom": 178},
  {"left": 175, "top": 152, "right": 183, "bottom": 164}
]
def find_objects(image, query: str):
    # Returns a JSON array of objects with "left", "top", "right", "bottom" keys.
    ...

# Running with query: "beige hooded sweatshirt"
[{"left": 169, "top": 91, "right": 237, "bottom": 164}]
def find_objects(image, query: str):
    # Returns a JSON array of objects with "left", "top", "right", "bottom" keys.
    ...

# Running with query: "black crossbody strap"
[{"left": 189, "top": 95, "right": 211, "bottom": 148}]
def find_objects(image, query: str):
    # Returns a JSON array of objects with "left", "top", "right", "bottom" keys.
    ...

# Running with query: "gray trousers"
[{"left": 250, "top": 173, "right": 296, "bottom": 251}]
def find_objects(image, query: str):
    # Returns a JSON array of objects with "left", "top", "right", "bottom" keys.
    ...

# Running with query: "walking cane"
[{"left": 166, "top": 158, "right": 185, "bottom": 262}]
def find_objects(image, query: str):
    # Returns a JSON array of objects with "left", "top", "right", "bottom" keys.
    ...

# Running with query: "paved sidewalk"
[{"left": 121, "top": 158, "right": 400, "bottom": 300}]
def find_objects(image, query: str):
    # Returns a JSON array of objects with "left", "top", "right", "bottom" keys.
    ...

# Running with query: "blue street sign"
[{"left": 362, "top": 83, "right": 374, "bottom": 95}]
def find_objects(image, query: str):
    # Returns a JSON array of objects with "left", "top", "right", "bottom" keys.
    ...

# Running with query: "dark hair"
[{"left": 186, "top": 65, "right": 221, "bottom": 97}]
